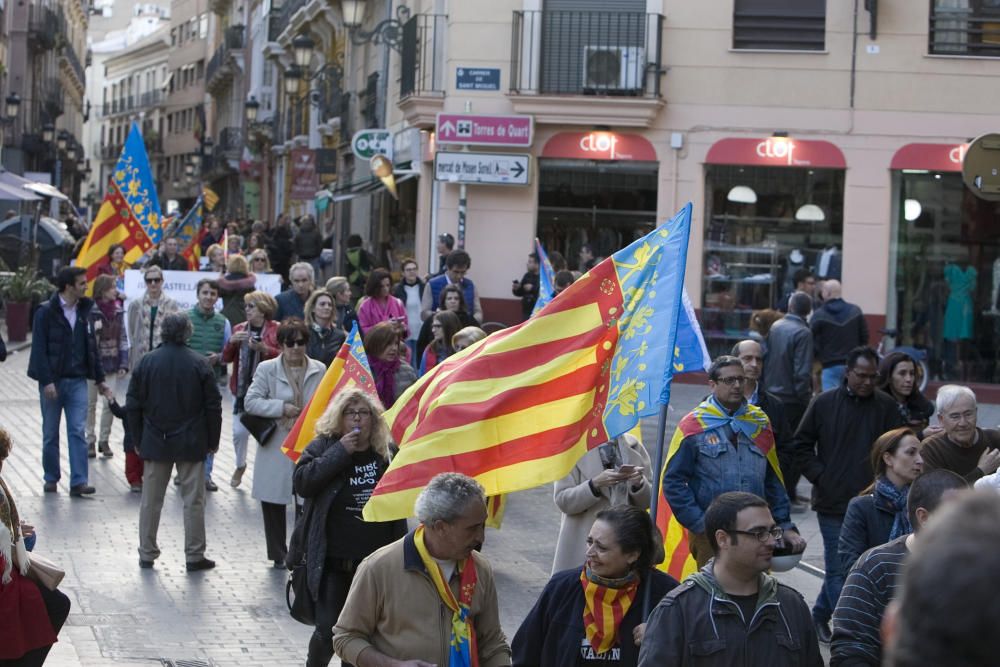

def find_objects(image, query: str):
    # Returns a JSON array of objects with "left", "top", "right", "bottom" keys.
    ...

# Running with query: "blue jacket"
[
  {"left": 512, "top": 568, "right": 678, "bottom": 667},
  {"left": 838, "top": 492, "right": 898, "bottom": 572},
  {"left": 427, "top": 274, "right": 476, "bottom": 317},
  {"left": 274, "top": 289, "right": 307, "bottom": 322},
  {"left": 663, "top": 401, "right": 793, "bottom": 535},
  {"left": 27, "top": 293, "right": 105, "bottom": 386}
]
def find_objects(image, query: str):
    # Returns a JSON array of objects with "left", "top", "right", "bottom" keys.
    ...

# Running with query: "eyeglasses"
[
  {"left": 715, "top": 376, "right": 747, "bottom": 387},
  {"left": 284, "top": 339, "right": 308, "bottom": 348},
  {"left": 728, "top": 527, "right": 783, "bottom": 543},
  {"left": 343, "top": 409, "right": 372, "bottom": 419},
  {"left": 145, "top": 277, "right": 163, "bottom": 284},
  {"left": 253, "top": 257, "right": 267, "bottom": 262}
]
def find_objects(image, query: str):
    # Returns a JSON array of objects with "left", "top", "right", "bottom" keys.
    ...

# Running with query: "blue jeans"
[
  {"left": 40, "top": 377, "right": 90, "bottom": 487},
  {"left": 814, "top": 511, "right": 847, "bottom": 623},
  {"left": 821, "top": 365, "right": 846, "bottom": 391},
  {"left": 205, "top": 452, "right": 214, "bottom": 481}
]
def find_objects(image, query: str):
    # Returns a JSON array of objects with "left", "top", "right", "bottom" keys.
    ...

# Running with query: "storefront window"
[
  {"left": 701, "top": 164, "right": 845, "bottom": 357},
  {"left": 889, "top": 171, "right": 1000, "bottom": 383},
  {"left": 537, "top": 160, "right": 657, "bottom": 270},
  {"left": 373, "top": 176, "right": 418, "bottom": 274}
]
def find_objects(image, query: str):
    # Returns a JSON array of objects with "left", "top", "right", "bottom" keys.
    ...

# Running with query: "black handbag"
[
  {"left": 239, "top": 412, "right": 277, "bottom": 446},
  {"left": 286, "top": 562, "right": 316, "bottom": 625}
]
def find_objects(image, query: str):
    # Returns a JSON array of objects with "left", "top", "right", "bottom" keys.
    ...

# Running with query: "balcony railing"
[
  {"left": 267, "top": 8, "right": 283, "bottom": 42},
  {"left": 400, "top": 14, "right": 446, "bottom": 99},
  {"left": 278, "top": 0, "right": 308, "bottom": 37},
  {"left": 60, "top": 44, "right": 86, "bottom": 86},
  {"left": 510, "top": 10, "right": 663, "bottom": 97},
  {"left": 40, "top": 77, "right": 64, "bottom": 118},
  {"left": 929, "top": 5, "right": 1000, "bottom": 56},
  {"left": 139, "top": 90, "right": 164, "bottom": 107},
  {"left": 225, "top": 24, "right": 245, "bottom": 49},
  {"left": 206, "top": 26, "right": 245, "bottom": 93},
  {"left": 214, "top": 126, "right": 242, "bottom": 163},
  {"left": 28, "top": 5, "right": 60, "bottom": 50}
]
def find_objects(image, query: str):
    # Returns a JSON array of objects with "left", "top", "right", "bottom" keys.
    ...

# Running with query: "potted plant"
[{"left": 0, "top": 265, "right": 53, "bottom": 342}]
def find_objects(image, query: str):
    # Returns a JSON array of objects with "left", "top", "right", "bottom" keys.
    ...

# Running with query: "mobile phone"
[{"left": 616, "top": 464, "right": 643, "bottom": 476}]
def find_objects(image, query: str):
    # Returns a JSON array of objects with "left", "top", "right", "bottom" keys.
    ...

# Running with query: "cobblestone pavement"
[{"left": 12, "top": 339, "right": 994, "bottom": 665}]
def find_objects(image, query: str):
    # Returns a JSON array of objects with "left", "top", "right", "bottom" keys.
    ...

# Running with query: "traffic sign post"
[
  {"left": 436, "top": 113, "right": 534, "bottom": 147},
  {"left": 434, "top": 151, "right": 531, "bottom": 186}
]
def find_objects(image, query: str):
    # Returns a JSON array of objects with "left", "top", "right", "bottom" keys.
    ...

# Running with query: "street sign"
[
  {"left": 351, "top": 129, "right": 393, "bottom": 160},
  {"left": 436, "top": 113, "right": 533, "bottom": 147},
  {"left": 434, "top": 151, "right": 531, "bottom": 186},
  {"left": 456, "top": 67, "right": 501, "bottom": 91}
]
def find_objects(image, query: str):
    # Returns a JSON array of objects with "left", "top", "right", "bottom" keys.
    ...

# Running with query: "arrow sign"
[
  {"left": 434, "top": 151, "right": 531, "bottom": 186},
  {"left": 436, "top": 113, "right": 533, "bottom": 147}
]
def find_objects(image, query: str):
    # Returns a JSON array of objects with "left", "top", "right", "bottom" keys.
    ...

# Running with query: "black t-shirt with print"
[{"left": 325, "top": 448, "right": 397, "bottom": 561}]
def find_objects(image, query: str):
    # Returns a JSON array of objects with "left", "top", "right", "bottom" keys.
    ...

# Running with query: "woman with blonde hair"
[
  {"left": 326, "top": 276, "right": 359, "bottom": 333},
  {"left": 289, "top": 388, "right": 407, "bottom": 667},
  {"left": 202, "top": 243, "right": 226, "bottom": 273},
  {"left": 218, "top": 254, "right": 257, "bottom": 326},
  {"left": 304, "top": 289, "right": 346, "bottom": 366},
  {"left": 249, "top": 249, "right": 272, "bottom": 274},
  {"left": 222, "top": 290, "right": 280, "bottom": 487}
]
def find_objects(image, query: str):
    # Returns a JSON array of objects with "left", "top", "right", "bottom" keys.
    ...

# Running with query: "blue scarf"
[{"left": 874, "top": 476, "right": 912, "bottom": 540}]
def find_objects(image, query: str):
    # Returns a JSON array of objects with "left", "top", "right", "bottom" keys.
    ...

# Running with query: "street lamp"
[
  {"left": 184, "top": 161, "right": 195, "bottom": 176},
  {"left": 341, "top": 0, "right": 365, "bottom": 27},
  {"left": 245, "top": 96, "right": 260, "bottom": 123},
  {"left": 292, "top": 34, "right": 314, "bottom": 68},
  {"left": 172, "top": 179, "right": 181, "bottom": 190},
  {"left": 57, "top": 130, "right": 68, "bottom": 152},
  {"left": 42, "top": 123, "right": 54, "bottom": 143},
  {"left": 66, "top": 144, "right": 76, "bottom": 161},
  {"left": 284, "top": 66, "right": 303, "bottom": 96},
  {"left": 340, "top": 1, "right": 411, "bottom": 51},
  {"left": 190, "top": 152, "right": 201, "bottom": 167},
  {"left": 4, "top": 93, "right": 20, "bottom": 120}
]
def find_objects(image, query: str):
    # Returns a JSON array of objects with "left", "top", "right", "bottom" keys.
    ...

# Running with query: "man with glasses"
[
  {"left": 421, "top": 249, "right": 483, "bottom": 323},
  {"left": 640, "top": 492, "right": 822, "bottom": 666},
  {"left": 919, "top": 384, "right": 1000, "bottom": 482},
  {"left": 662, "top": 356, "right": 804, "bottom": 568},
  {"left": 126, "top": 266, "right": 180, "bottom": 371},
  {"left": 793, "top": 345, "right": 904, "bottom": 644}
]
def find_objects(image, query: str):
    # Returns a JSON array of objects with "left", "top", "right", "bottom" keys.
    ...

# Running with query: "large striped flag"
[
  {"left": 172, "top": 196, "right": 205, "bottom": 270},
  {"left": 76, "top": 122, "right": 163, "bottom": 288},
  {"left": 202, "top": 186, "right": 220, "bottom": 211},
  {"left": 362, "top": 204, "right": 693, "bottom": 521},
  {"left": 655, "top": 399, "right": 782, "bottom": 580},
  {"left": 280, "top": 323, "right": 378, "bottom": 463},
  {"left": 531, "top": 238, "right": 556, "bottom": 316}
]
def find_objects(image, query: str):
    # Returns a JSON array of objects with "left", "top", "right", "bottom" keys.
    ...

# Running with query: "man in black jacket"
[
  {"left": 127, "top": 313, "right": 222, "bottom": 572},
  {"left": 27, "top": 267, "right": 107, "bottom": 496},
  {"left": 811, "top": 280, "right": 869, "bottom": 391},
  {"left": 793, "top": 346, "right": 905, "bottom": 643}
]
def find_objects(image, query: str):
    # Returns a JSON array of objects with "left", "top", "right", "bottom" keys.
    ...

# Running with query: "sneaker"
[
  {"left": 186, "top": 558, "right": 216, "bottom": 572},
  {"left": 70, "top": 484, "right": 96, "bottom": 497},
  {"left": 99, "top": 441, "right": 113, "bottom": 458},
  {"left": 43, "top": 482, "right": 57, "bottom": 493},
  {"left": 87, "top": 442, "right": 97, "bottom": 458},
  {"left": 230, "top": 465, "right": 246, "bottom": 488},
  {"left": 130, "top": 483, "right": 143, "bottom": 493},
  {"left": 205, "top": 478, "right": 219, "bottom": 492}
]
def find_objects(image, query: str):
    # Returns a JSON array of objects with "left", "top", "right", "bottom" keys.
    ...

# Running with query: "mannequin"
[
  {"left": 943, "top": 255, "right": 976, "bottom": 380},
  {"left": 817, "top": 245, "right": 842, "bottom": 280}
]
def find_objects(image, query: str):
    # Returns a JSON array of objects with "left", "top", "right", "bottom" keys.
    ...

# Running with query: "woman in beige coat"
[
  {"left": 244, "top": 318, "right": 326, "bottom": 568},
  {"left": 550, "top": 433, "right": 652, "bottom": 574}
]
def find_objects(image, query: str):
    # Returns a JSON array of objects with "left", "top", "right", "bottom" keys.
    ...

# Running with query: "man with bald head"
[{"left": 811, "top": 280, "right": 868, "bottom": 391}]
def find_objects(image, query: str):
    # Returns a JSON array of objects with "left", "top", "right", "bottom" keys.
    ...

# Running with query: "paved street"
[{"left": 6, "top": 340, "right": 997, "bottom": 666}]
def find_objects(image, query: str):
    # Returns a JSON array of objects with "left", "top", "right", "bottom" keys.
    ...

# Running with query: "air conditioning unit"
[{"left": 582, "top": 46, "right": 645, "bottom": 91}]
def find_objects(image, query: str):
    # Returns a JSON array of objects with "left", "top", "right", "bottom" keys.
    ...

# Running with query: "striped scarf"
[
  {"left": 414, "top": 525, "right": 478, "bottom": 667},
  {"left": 580, "top": 568, "right": 639, "bottom": 655}
]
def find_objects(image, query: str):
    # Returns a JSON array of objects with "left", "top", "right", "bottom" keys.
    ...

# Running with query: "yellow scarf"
[
  {"left": 580, "top": 568, "right": 639, "bottom": 655},
  {"left": 413, "top": 525, "right": 478, "bottom": 667}
]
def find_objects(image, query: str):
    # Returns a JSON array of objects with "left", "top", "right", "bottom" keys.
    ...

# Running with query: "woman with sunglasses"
[
  {"left": 125, "top": 266, "right": 180, "bottom": 371},
  {"left": 222, "top": 291, "right": 280, "bottom": 489},
  {"left": 245, "top": 318, "right": 326, "bottom": 568},
  {"left": 289, "top": 388, "right": 407, "bottom": 667},
  {"left": 248, "top": 249, "right": 273, "bottom": 274}
]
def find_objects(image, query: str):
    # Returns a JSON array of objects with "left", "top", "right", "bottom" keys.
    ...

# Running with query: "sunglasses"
[
  {"left": 284, "top": 339, "right": 308, "bottom": 348},
  {"left": 145, "top": 277, "right": 163, "bottom": 284}
]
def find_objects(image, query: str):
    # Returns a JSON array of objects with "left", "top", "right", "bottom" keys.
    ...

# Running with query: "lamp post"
[
  {"left": 0, "top": 92, "right": 20, "bottom": 166},
  {"left": 339, "top": 0, "right": 411, "bottom": 51}
]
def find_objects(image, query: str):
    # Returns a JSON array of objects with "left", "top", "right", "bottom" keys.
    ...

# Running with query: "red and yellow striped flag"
[
  {"left": 76, "top": 123, "right": 163, "bottom": 289},
  {"left": 362, "top": 205, "right": 693, "bottom": 522},
  {"left": 655, "top": 399, "right": 782, "bottom": 580},
  {"left": 280, "top": 323, "right": 378, "bottom": 462}
]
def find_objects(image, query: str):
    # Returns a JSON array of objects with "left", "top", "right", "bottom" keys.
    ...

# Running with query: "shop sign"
[
  {"left": 890, "top": 143, "right": 970, "bottom": 173},
  {"left": 289, "top": 148, "right": 319, "bottom": 201},
  {"left": 456, "top": 67, "right": 501, "bottom": 91},
  {"left": 541, "top": 132, "right": 658, "bottom": 162},
  {"left": 434, "top": 151, "right": 530, "bottom": 186},
  {"left": 436, "top": 113, "right": 534, "bottom": 147},
  {"left": 352, "top": 129, "right": 393, "bottom": 160},
  {"left": 705, "top": 137, "right": 846, "bottom": 169},
  {"left": 315, "top": 148, "right": 338, "bottom": 180}
]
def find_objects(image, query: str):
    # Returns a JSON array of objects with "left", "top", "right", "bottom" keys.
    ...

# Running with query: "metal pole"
[
  {"left": 643, "top": 401, "right": 671, "bottom": 618},
  {"left": 457, "top": 183, "right": 467, "bottom": 249}
]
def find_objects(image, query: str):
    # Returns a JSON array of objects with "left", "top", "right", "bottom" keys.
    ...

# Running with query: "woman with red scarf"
[
  {"left": 512, "top": 506, "right": 678, "bottom": 666},
  {"left": 364, "top": 322, "right": 417, "bottom": 410}
]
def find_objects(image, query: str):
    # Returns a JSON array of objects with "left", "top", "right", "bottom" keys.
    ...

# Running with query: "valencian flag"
[
  {"left": 281, "top": 323, "right": 378, "bottom": 463},
  {"left": 531, "top": 237, "right": 556, "bottom": 316},
  {"left": 172, "top": 196, "right": 205, "bottom": 269},
  {"left": 363, "top": 204, "right": 694, "bottom": 522},
  {"left": 76, "top": 122, "right": 163, "bottom": 288}
]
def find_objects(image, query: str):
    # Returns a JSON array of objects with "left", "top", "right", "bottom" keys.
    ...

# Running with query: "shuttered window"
[{"left": 733, "top": 0, "right": 826, "bottom": 51}]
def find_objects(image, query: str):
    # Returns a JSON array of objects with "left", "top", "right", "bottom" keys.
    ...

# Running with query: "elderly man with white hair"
[
  {"left": 333, "top": 473, "right": 511, "bottom": 667},
  {"left": 920, "top": 384, "right": 1000, "bottom": 483}
]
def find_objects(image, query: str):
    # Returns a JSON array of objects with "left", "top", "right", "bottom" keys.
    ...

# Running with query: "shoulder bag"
[{"left": 240, "top": 412, "right": 277, "bottom": 446}]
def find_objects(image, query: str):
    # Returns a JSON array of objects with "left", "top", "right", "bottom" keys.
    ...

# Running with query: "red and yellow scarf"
[
  {"left": 414, "top": 525, "right": 479, "bottom": 667},
  {"left": 580, "top": 568, "right": 639, "bottom": 655}
]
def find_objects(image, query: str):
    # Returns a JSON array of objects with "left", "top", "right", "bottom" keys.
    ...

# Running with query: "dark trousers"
[
  {"left": 0, "top": 584, "right": 71, "bottom": 667},
  {"left": 814, "top": 512, "right": 847, "bottom": 624},
  {"left": 780, "top": 400, "right": 809, "bottom": 500},
  {"left": 261, "top": 501, "right": 288, "bottom": 562},
  {"left": 307, "top": 565, "right": 357, "bottom": 667}
]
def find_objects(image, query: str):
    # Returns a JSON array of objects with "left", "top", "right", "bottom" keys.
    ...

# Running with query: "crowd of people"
[{"left": 4, "top": 225, "right": 1000, "bottom": 666}]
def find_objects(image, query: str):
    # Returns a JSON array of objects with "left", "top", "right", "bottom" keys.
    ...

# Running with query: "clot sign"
[
  {"left": 756, "top": 138, "right": 795, "bottom": 165},
  {"left": 579, "top": 132, "right": 619, "bottom": 159}
]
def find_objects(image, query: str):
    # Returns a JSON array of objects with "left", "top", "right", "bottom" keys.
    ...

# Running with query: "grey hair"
[
  {"left": 414, "top": 473, "right": 486, "bottom": 525},
  {"left": 290, "top": 261, "right": 315, "bottom": 283},
  {"left": 160, "top": 313, "right": 193, "bottom": 345},
  {"left": 936, "top": 384, "right": 977, "bottom": 415}
]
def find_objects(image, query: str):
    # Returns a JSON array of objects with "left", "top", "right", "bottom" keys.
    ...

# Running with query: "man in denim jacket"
[{"left": 663, "top": 356, "right": 805, "bottom": 567}]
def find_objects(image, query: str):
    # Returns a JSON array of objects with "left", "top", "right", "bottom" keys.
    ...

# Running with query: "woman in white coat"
[
  {"left": 550, "top": 434, "right": 652, "bottom": 575},
  {"left": 244, "top": 318, "right": 326, "bottom": 568}
]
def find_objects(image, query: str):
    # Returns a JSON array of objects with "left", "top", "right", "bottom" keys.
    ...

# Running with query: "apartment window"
[
  {"left": 171, "top": 28, "right": 177, "bottom": 45},
  {"left": 196, "top": 60, "right": 204, "bottom": 79},
  {"left": 732, "top": 0, "right": 826, "bottom": 51},
  {"left": 200, "top": 13, "right": 209, "bottom": 39},
  {"left": 930, "top": 0, "right": 1000, "bottom": 55}
]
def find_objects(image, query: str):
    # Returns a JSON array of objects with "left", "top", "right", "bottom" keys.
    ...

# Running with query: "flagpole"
[{"left": 643, "top": 401, "right": 671, "bottom": 619}]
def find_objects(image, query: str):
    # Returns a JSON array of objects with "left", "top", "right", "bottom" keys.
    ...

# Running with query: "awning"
[
  {"left": 0, "top": 170, "right": 51, "bottom": 201},
  {"left": 0, "top": 180, "right": 42, "bottom": 202},
  {"left": 890, "top": 143, "right": 968, "bottom": 172},
  {"left": 328, "top": 172, "right": 417, "bottom": 203},
  {"left": 541, "top": 131, "right": 657, "bottom": 162},
  {"left": 705, "top": 137, "right": 846, "bottom": 169}
]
